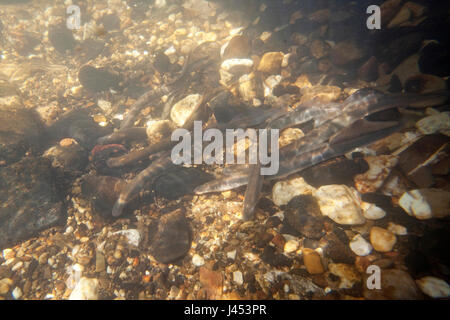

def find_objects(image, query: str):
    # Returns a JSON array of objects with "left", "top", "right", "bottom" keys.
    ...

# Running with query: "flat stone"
[
  {"left": 349, "top": 234, "right": 373, "bottom": 257},
  {"left": 315, "top": 185, "right": 365, "bottom": 225},
  {"left": 68, "top": 277, "right": 99, "bottom": 300},
  {"left": 399, "top": 188, "right": 450, "bottom": 220},
  {"left": 328, "top": 263, "right": 361, "bottom": 289},
  {"left": 302, "top": 248, "right": 325, "bottom": 275},
  {"left": 272, "top": 177, "right": 316, "bottom": 207},
  {"left": 170, "top": 94, "right": 202, "bottom": 127},
  {"left": 363, "top": 269, "right": 422, "bottom": 299},
  {"left": 416, "top": 276, "right": 450, "bottom": 298},
  {"left": 0, "top": 157, "right": 64, "bottom": 250},
  {"left": 257, "top": 52, "right": 284, "bottom": 74},
  {"left": 354, "top": 155, "right": 398, "bottom": 194},
  {"left": 149, "top": 209, "right": 191, "bottom": 264}
]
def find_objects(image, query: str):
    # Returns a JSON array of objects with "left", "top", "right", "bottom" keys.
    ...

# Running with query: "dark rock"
[
  {"left": 330, "top": 40, "right": 366, "bottom": 67},
  {"left": 322, "top": 232, "right": 355, "bottom": 264},
  {"left": 77, "top": 39, "right": 106, "bottom": 63},
  {"left": 379, "top": 31, "right": 425, "bottom": 70},
  {"left": 358, "top": 56, "right": 379, "bottom": 82},
  {"left": 388, "top": 74, "right": 403, "bottom": 93},
  {"left": 0, "top": 105, "right": 45, "bottom": 165},
  {"left": 301, "top": 157, "right": 369, "bottom": 188},
  {"left": 261, "top": 245, "right": 292, "bottom": 267},
  {"left": 284, "top": 195, "right": 324, "bottom": 239},
  {"left": 149, "top": 209, "right": 191, "bottom": 264},
  {"left": 43, "top": 140, "right": 88, "bottom": 178},
  {"left": 419, "top": 41, "right": 450, "bottom": 77},
  {"left": 78, "top": 65, "right": 121, "bottom": 92},
  {"left": 223, "top": 35, "right": 252, "bottom": 59},
  {"left": 11, "top": 32, "right": 40, "bottom": 56},
  {"left": 153, "top": 51, "right": 172, "bottom": 74},
  {"left": 99, "top": 13, "right": 121, "bottom": 31},
  {"left": 397, "top": 134, "right": 449, "bottom": 188},
  {"left": 0, "top": 157, "right": 65, "bottom": 250},
  {"left": 48, "top": 108, "right": 113, "bottom": 149},
  {"left": 79, "top": 175, "right": 128, "bottom": 219},
  {"left": 48, "top": 24, "right": 77, "bottom": 54},
  {"left": 154, "top": 167, "right": 213, "bottom": 200},
  {"left": 363, "top": 269, "right": 423, "bottom": 299},
  {"left": 404, "top": 74, "right": 447, "bottom": 94},
  {"left": 265, "top": 216, "right": 282, "bottom": 228}
]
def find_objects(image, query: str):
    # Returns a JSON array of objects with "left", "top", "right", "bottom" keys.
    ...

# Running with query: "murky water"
[{"left": 0, "top": 0, "right": 449, "bottom": 301}]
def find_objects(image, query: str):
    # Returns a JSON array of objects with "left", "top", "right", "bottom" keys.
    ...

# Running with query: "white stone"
[
  {"left": 110, "top": 229, "right": 141, "bottom": 247},
  {"left": 416, "top": 276, "right": 450, "bottom": 298},
  {"left": 284, "top": 239, "right": 300, "bottom": 254},
  {"left": 97, "top": 99, "right": 112, "bottom": 112},
  {"left": 416, "top": 112, "right": 450, "bottom": 136},
  {"left": 221, "top": 58, "right": 254, "bottom": 74},
  {"left": 315, "top": 185, "right": 365, "bottom": 225},
  {"left": 192, "top": 254, "right": 205, "bottom": 267},
  {"left": 170, "top": 94, "right": 202, "bottom": 127},
  {"left": 349, "top": 234, "right": 373, "bottom": 256},
  {"left": 272, "top": 177, "right": 316, "bottom": 206},
  {"left": 387, "top": 222, "right": 407, "bottom": 235},
  {"left": 361, "top": 202, "right": 386, "bottom": 220},
  {"left": 399, "top": 189, "right": 450, "bottom": 220},
  {"left": 226, "top": 250, "right": 236, "bottom": 260},
  {"left": 2, "top": 249, "right": 14, "bottom": 260},
  {"left": 11, "top": 287, "right": 22, "bottom": 299},
  {"left": 233, "top": 271, "right": 244, "bottom": 286},
  {"left": 69, "top": 277, "right": 99, "bottom": 300}
]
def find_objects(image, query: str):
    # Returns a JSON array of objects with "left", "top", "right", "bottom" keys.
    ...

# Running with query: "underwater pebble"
[
  {"left": 387, "top": 222, "right": 407, "bottom": 236},
  {"left": 69, "top": 277, "right": 99, "bottom": 300},
  {"left": 192, "top": 254, "right": 205, "bottom": 267},
  {"left": 399, "top": 188, "right": 450, "bottom": 220},
  {"left": 0, "top": 278, "right": 12, "bottom": 295},
  {"left": 233, "top": 271, "right": 243, "bottom": 286},
  {"left": 370, "top": 227, "right": 397, "bottom": 252},
  {"left": 354, "top": 155, "right": 398, "bottom": 193},
  {"left": 284, "top": 239, "right": 300, "bottom": 254},
  {"left": 170, "top": 94, "right": 202, "bottom": 127},
  {"left": 226, "top": 250, "right": 236, "bottom": 260},
  {"left": 315, "top": 185, "right": 365, "bottom": 225},
  {"left": 302, "top": 248, "right": 325, "bottom": 275},
  {"left": 349, "top": 234, "right": 373, "bottom": 256},
  {"left": 361, "top": 202, "right": 386, "bottom": 220},
  {"left": 416, "top": 276, "right": 450, "bottom": 298},
  {"left": 416, "top": 112, "right": 450, "bottom": 136},
  {"left": 220, "top": 58, "right": 253, "bottom": 75},
  {"left": 257, "top": 52, "right": 284, "bottom": 74},
  {"left": 272, "top": 177, "right": 316, "bottom": 206},
  {"left": 363, "top": 269, "right": 422, "bottom": 299},
  {"left": 12, "top": 287, "right": 22, "bottom": 300},
  {"left": 328, "top": 263, "right": 360, "bottom": 289}
]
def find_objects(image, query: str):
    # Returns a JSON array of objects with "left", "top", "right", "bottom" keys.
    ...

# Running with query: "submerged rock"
[
  {"left": 78, "top": 65, "right": 121, "bottom": 93},
  {"left": 399, "top": 188, "right": 450, "bottom": 220},
  {"left": 0, "top": 105, "right": 45, "bottom": 165},
  {"left": 0, "top": 157, "right": 65, "bottom": 250},
  {"left": 149, "top": 209, "right": 191, "bottom": 264},
  {"left": 363, "top": 269, "right": 423, "bottom": 299}
]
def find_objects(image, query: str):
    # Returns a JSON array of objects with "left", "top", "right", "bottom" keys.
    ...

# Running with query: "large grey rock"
[{"left": 0, "top": 157, "right": 65, "bottom": 249}]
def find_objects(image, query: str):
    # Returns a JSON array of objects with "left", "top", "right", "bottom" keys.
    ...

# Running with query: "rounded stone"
[
  {"left": 349, "top": 234, "right": 373, "bottom": 256},
  {"left": 370, "top": 227, "right": 397, "bottom": 253},
  {"left": 302, "top": 248, "right": 325, "bottom": 275}
]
